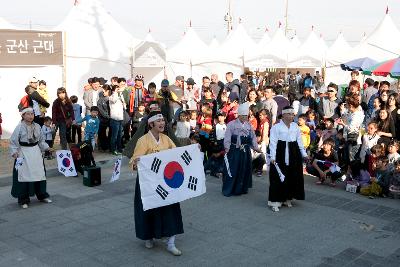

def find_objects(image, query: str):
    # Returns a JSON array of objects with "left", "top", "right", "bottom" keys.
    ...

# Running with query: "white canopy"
[
  {"left": 167, "top": 25, "right": 209, "bottom": 65},
  {"left": 247, "top": 27, "right": 295, "bottom": 68},
  {"left": 218, "top": 22, "right": 258, "bottom": 62},
  {"left": 291, "top": 34, "right": 301, "bottom": 48},
  {"left": 258, "top": 29, "right": 271, "bottom": 47},
  {"left": 326, "top": 32, "right": 352, "bottom": 66},
  {"left": 352, "top": 13, "right": 400, "bottom": 61},
  {"left": 289, "top": 30, "right": 325, "bottom": 68},
  {"left": 209, "top": 37, "right": 220, "bottom": 49}
]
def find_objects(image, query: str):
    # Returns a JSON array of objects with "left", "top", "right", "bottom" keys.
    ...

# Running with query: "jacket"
[
  {"left": 97, "top": 92, "right": 110, "bottom": 123},
  {"left": 225, "top": 79, "right": 240, "bottom": 102},
  {"left": 239, "top": 80, "right": 249, "bottom": 104},
  {"left": 52, "top": 99, "right": 74, "bottom": 124},
  {"left": 109, "top": 91, "right": 126, "bottom": 121}
]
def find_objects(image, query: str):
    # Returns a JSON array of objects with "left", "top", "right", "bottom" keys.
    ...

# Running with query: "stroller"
[{"left": 71, "top": 141, "right": 96, "bottom": 175}]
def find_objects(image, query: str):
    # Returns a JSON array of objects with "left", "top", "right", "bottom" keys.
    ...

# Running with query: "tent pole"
[
  {"left": 130, "top": 47, "right": 134, "bottom": 79},
  {"left": 62, "top": 31, "right": 67, "bottom": 88}
]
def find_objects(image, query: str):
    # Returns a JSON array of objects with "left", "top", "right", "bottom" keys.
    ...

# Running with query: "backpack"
[{"left": 18, "top": 95, "right": 31, "bottom": 111}]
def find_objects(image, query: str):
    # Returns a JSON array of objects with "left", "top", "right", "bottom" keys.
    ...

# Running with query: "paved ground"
[{"left": 0, "top": 157, "right": 399, "bottom": 267}]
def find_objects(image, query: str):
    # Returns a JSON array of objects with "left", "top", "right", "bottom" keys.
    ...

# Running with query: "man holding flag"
[{"left": 130, "top": 110, "right": 184, "bottom": 256}]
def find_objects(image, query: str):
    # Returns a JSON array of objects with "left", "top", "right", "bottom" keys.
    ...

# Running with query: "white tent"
[
  {"left": 351, "top": 13, "right": 400, "bottom": 61},
  {"left": 289, "top": 29, "right": 325, "bottom": 68},
  {"left": 218, "top": 22, "right": 258, "bottom": 64},
  {"left": 167, "top": 25, "right": 209, "bottom": 65},
  {"left": 291, "top": 34, "right": 301, "bottom": 48},
  {"left": 56, "top": 0, "right": 142, "bottom": 102},
  {"left": 247, "top": 27, "right": 295, "bottom": 68},
  {"left": 326, "top": 32, "right": 352, "bottom": 66},
  {"left": 209, "top": 37, "right": 220, "bottom": 50},
  {"left": 258, "top": 29, "right": 271, "bottom": 47}
]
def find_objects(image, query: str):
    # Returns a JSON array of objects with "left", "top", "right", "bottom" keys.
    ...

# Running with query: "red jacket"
[{"left": 52, "top": 99, "right": 75, "bottom": 124}]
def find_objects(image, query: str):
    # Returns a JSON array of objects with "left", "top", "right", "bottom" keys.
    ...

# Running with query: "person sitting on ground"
[
  {"left": 306, "top": 138, "right": 341, "bottom": 186},
  {"left": 360, "top": 156, "right": 391, "bottom": 197}
]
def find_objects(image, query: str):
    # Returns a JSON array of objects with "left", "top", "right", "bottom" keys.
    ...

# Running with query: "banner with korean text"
[
  {"left": 137, "top": 144, "right": 206, "bottom": 211},
  {"left": 0, "top": 30, "right": 63, "bottom": 66}
]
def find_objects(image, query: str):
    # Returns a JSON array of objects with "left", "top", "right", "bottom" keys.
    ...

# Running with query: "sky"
[{"left": 1, "top": 0, "right": 400, "bottom": 47}]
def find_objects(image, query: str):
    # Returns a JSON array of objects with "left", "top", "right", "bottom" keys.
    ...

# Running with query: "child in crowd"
[
  {"left": 144, "top": 82, "right": 157, "bottom": 106},
  {"left": 198, "top": 104, "right": 213, "bottom": 158},
  {"left": 73, "top": 106, "right": 100, "bottom": 149},
  {"left": 317, "top": 118, "right": 337, "bottom": 151},
  {"left": 70, "top": 95, "right": 82, "bottom": 144},
  {"left": 359, "top": 122, "right": 380, "bottom": 168},
  {"left": 307, "top": 138, "right": 341, "bottom": 186},
  {"left": 387, "top": 140, "right": 400, "bottom": 165},
  {"left": 361, "top": 156, "right": 391, "bottom": 197},
  {"left": 248, "top": 106, "right": 258, "bottom": 131},
  {"left": 132, "top": 102, "right": 146, "bottom": 135},
  {"left": 252, "top": 130, "right": 266, "bottom": 177},
  {"left": 306, "top": 110, "right": 318, "bottom": 145},
  {"left": 201, "top": 87, "right": 218, "bottom": 120},
  {"left": 37, "top": 80, "right": 49, "bottom": 117},
  {"left": 368, "top": 144, "right": 385, "bottom": 178},
  {"left": 204, "top": 111, "right": 227, "bottom": 178},
  {"left": 41, "top": 116, "right": 55, "bottom": 160},
  {"left": 346, "top": 160, "right": 371, "bottom": 189},
  {"left": 175, "top": 111, "right": 191, "bottom": 145},
  {"left": 298, "top": 114, "right": 310, "bottom": 150},
  {"left": 189, "top": 110, "right": 198, "bottom": 133}
]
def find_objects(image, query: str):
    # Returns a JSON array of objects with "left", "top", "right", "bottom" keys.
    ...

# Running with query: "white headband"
[
  {"left": 282, "top": 108, "right": 295, "bottom": 115},
  {"left": 148, "top": 114, "right": 164, "bottom": 124},
  {"left": 21, "top": 107, "right": 34, "bottom": 115}
]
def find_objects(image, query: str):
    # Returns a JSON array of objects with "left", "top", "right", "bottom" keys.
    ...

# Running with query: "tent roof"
[
  {"left": 326, "top": 32, "right": 352, "bottom": 65},
  {"left": 353, "top": 14, "right": 400, "bottom": 61},
  {"left": 167, "top": 25, "right": 209, "bottom": 64},
  {"left": 289, "top": 30, "right": 325, "bottom": 67},
  {"left": 258, "top": 30, "right": 271, "bottom": 47},
  {"left": 56, "top": 0, "right": 139, "bottom": 61},
  {"left": 219, "top": 23, "right": 258, "bottom": 59},
  {"left": 291, "top": 34, "right": 301, "bottom": 48}
]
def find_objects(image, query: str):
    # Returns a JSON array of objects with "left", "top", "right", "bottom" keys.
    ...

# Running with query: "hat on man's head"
[
  {"left": 186, "top": 77, "right": 196, "bottom": 85},
  {"left": 161, "top": 79, "right": 169, "bottom": 87},
  {"left": 176, "top": 75, "right": 184, "bottom": 81},
  {"left": 135, "top": 74, "right": 144, "bottom": 81},
  {"left": 29, "top": 77, "right": 38, "bottom": 83},
  {"left": 237, "top": 103, "right": 249, "bottom": 116},
  {"left": 127, "top": 78, "right": 134, "bottom": 86}
]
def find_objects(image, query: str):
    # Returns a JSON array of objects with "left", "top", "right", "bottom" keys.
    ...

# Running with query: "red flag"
[
  {"left": 312, "top": 25, "right": 314, "bottom": 31},
  {"left": 278, "top": 21, "right": 282, "bottom": 28},
  {"left": 189, "top": 20, "right": 192, "bottom": 27},
  {"left": 74, "top": 0, "right": 79, "bottom": 6},
  {"left": 386, "top": 6, "right": 389, "bottom": 14},
  {"left": 265, "top": 26, "right": 269, "bottom": 32}
]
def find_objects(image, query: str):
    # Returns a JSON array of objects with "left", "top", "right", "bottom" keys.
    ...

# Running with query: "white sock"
[{"left": 167, "top": 235, "right": 176, "bottom": 249}]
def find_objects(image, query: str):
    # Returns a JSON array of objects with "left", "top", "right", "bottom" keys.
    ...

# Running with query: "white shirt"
[
  {"left": 175, "top": 121, "right": 191, "bottom": 138},
  {"left": 215, "top": 123, "right": 227, "bottom": 140},
  {"left": 92, "top": 90, "right": 99, "bottom": 107},
  {"left": 269, "top": 121, "right": 307, "bottom": 165},
  {"left": 359, "top": 133, "right": 380, "bottom": 163}
]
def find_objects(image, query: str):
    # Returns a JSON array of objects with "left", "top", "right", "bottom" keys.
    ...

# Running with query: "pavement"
[{"left": 0, "top": 154, "right": 399, "bottom": 267}]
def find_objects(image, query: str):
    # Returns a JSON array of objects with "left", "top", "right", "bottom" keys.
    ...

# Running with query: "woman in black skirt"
[
  {"left": 268, "top": 106, "right": 309, "bottom": 212},
  {"left": 130, "top": 111, "right": 183, "bottom": 256}
]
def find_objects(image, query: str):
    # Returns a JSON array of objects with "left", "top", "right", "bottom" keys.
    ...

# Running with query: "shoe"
[
  {"left": 167, "top": 246, "right": 182, "bottom": 256},
  {"left": 216, "top": 173, "right": 223, "bottom": 179},
  {"left": 271, "top": 206, "right": 279, "bottom": 212},
  {"left": 256, "top": 171, "right": 263, "bottom": 177},
  {"left": 41, "top": 198, "right": 52, "bottom": 203},
  {"left": 283, "top": 200, "right": 292, "bottom": 208},
  {"left": 21, "top": 204, "right": 28, "bottom": 209},
  {"left": 144, "top": 240, "right": 154, "bottom": 249},
  {"left": 112, "top": 151, "right": 122, "bottom": 156},
  {"left": 315, "top": 180, "right": 323, "bottom": 185}
]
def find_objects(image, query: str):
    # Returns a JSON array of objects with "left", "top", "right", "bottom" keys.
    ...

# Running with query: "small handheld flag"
[
  {"left": 56, "top": 150, "right": 77, "bottom": 177},
  {"left": 110, "top": 158, "right": 122, "bottom": 183}
]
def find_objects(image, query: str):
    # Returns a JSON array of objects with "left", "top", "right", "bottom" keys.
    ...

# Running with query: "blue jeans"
[{"left": 110, "top": 119, "right": 122, "bottom": 152}]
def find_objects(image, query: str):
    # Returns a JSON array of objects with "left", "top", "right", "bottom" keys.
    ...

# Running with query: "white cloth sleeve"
[
  {"left": 9, "top": 124, "right": 21, "bottom": 156},
  {"left": 269, "top": 125, "right": 278, "bottom": 161}
]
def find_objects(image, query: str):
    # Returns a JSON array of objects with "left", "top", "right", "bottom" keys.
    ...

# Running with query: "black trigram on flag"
[
  {"left": 69, "top": 167, "right": 74, "bottom": 172},
  {"left": 58, "top": 153, "right": 64, "bottom": 158},
  {"left": 156, "top": 185, "right": 169, "bottom": 200},
  {"left": 151, "top": 157, "right": 162, "bottom": 173},
  {"left": 188, "top": 176, "right": 198, "bottom": 191},
  {"left": 60, "top": 167, "right": 66, "bottom": 173},
  {"left": 181, "top": 150, "right": 192, "bottom": 166},
  {"left": 66, "top": 152, "right": 71, "bottom": 158}
]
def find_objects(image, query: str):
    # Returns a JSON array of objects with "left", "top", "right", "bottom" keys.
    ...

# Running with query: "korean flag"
[
  {"left": 56, "top": 150, "right": 77, "bottom": 177},
  {"left": 138, "top": 144, "right": 206, "bottom": 211}
]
